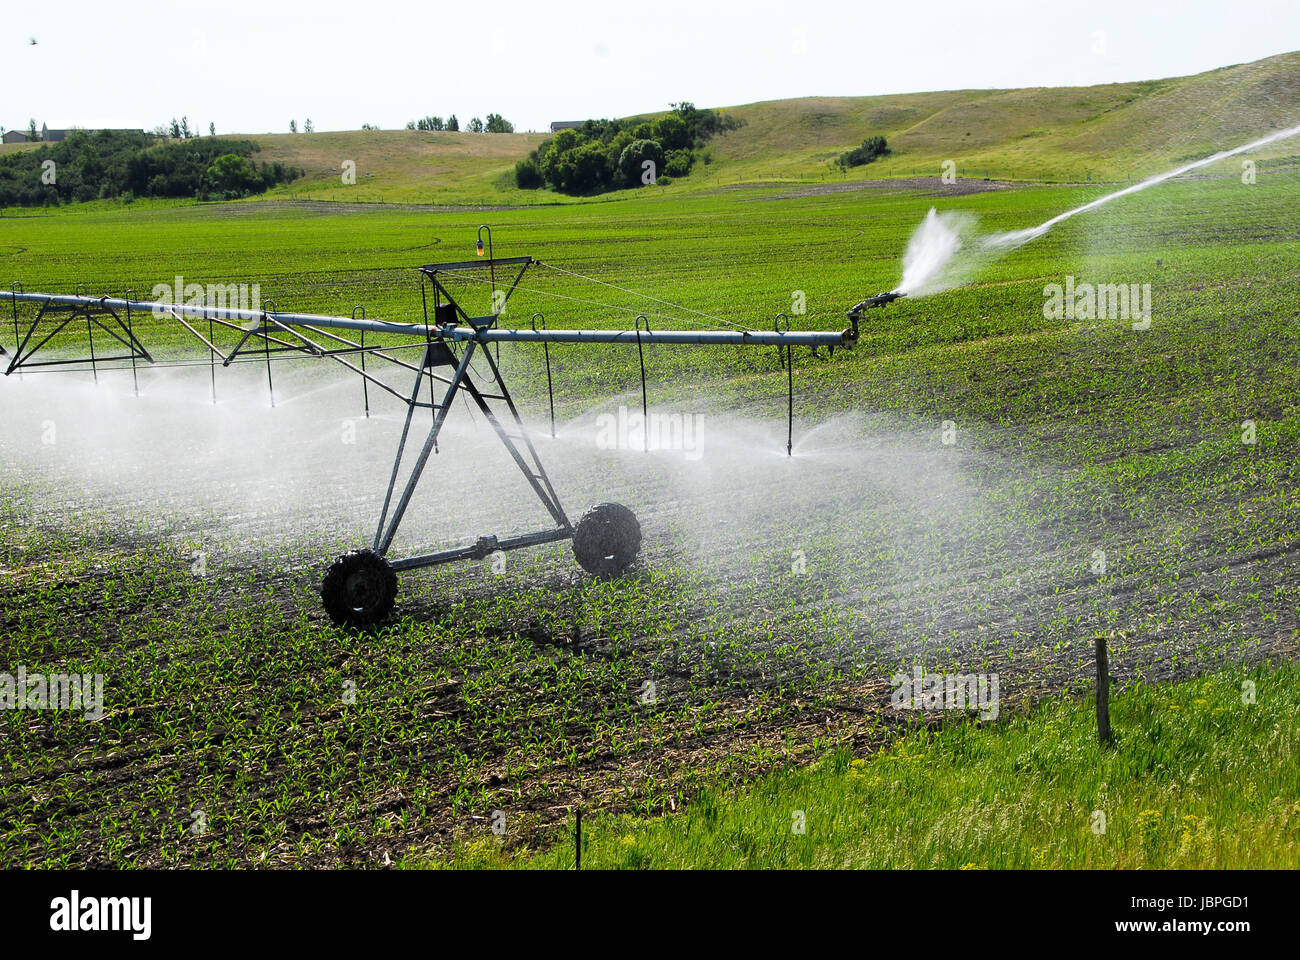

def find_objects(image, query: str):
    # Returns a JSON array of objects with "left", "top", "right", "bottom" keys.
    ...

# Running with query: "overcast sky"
[{"left": 5, "top": 0, "right": 1299, "bottom": 135}]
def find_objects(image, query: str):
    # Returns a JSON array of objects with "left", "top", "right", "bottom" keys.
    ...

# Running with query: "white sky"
[{"left": 4, "top": 0, "right": 1299, "bottom": 135}]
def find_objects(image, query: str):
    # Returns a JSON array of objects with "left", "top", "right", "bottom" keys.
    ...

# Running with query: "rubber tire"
[
  {"left": 572, "top": 502, "right": 641, "bottom": 577},
  {"left": 321, "top": 549, "right": 398, "bottom": 628}
]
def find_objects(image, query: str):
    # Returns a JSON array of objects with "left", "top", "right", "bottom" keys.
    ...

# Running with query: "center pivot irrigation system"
[{"left": 5, "top": 228, "right": 901, "bottom": 627}]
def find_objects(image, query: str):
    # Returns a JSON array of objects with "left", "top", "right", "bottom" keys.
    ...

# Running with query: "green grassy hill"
[
  {"left": 250, "top": 128, "right": 552, "bottom": 205},
  {"left": 244, "top": 50, "right": 1300, "bottom": 203},
  {"left": 3, "top": 50, "right": 1297, "bottom": 205},
  {"left": 709, "top": 50, "right": 1300, "bottom": 183}
]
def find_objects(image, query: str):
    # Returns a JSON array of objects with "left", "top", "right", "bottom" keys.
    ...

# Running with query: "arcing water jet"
[{"left": 878, "top": 123, "right": 1300, "bottom": 301}]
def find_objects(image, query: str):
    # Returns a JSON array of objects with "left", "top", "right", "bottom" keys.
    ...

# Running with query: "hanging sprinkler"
[{"left": 478, "top": 223, "right": 497, "bottom": 314}]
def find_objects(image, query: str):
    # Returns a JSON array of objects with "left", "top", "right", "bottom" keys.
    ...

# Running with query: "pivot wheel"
[
  {"left": 321, "top": 549, "right": 398, "bottom": 627},
  {"left": 572, "top": 502, "right": 641, "bottom": 578}
]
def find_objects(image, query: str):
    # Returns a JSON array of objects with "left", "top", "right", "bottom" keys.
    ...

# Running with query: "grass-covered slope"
[
  {"left": 248, "top": 128, "right": 550, "bottom": 205},
  {"left": 259, "top": 50, "right": 1300, "bottom": 200},
  {"left": 710, "top": 50, "right": 1300, "bottom": 184},
  {"left": 4, "top": 51, "right": 1297, "bottom": 206}
]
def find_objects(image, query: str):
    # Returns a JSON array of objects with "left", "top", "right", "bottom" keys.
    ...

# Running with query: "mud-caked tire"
[
  {"left": 321, "top": 549, "right": 398, "bottom": 628},
  {"left": 572, "top": 502, "right": 641, "bottom": 578}
]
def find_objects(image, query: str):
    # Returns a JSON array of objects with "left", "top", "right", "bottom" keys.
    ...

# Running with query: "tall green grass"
[{"left": 436, "top": 662, "right": 1300, "bottom": 869}]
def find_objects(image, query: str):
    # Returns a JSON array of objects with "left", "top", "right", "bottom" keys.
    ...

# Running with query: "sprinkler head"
[
  {"left": 845, "top": 292, "right": 903, "bottom": 329},
  {"left": 850, "top": 291, "right": 904, "bottom": 314}
]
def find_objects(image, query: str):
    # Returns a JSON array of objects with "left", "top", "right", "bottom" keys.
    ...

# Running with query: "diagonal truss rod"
[
  {"left": 6, "top": 296, "right": 152, "bottom": 375},
  {"left": 372, "top": 341, "right": 472, "bottom": 554},
  {"left": 463, "top": 341, "right": 568, "bottom": 529},
  {"left": 372, "top": 338, "right": 570, "bottom": 560}
]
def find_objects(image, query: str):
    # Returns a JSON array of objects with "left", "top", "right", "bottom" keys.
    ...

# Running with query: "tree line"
[
  {"left": 5, "top": 116, "right": 219, "bottom": 142},
  {"left": 0, "top": 130, "right": 301, "bottom": 206},
  {"left": 403, "top": 113, "right": 513, "bottom": 133}
]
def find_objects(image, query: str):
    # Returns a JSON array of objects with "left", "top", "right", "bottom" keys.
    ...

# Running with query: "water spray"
[
  {"left": 885, "top": 122, "right": 1300, "bottom": 300},
  {"left": 5, "top": 232, "right": 863, "bottom": 627}
]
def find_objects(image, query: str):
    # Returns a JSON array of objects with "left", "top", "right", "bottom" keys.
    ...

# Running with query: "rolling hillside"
[
  {"left": 249, "top": 128, "right": 550, "bottom": 205},
  {"left": 712, "top": 49, "right": 1300, "bottom": 183},
  {"left": 5, "top": 50, "right": 1297, "bottom": 206}
]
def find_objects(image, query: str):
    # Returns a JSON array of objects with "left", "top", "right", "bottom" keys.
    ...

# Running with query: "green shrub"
[
  {"left": 837, "top": 135, "right": 890, "bottom": 170},
  {"left": 205, "top": 154, "right": 258, "bottom": 196},
  {"left": 619, "top": 139, "right": 665, "bottom": 186},
  {"left": 664, "top": 149, "right": 693, "bottom": 178},
  {"left": 652, "top": 114, "right": 690, "bottom": 151},
  {"left": 514, "top": 158, "right": 543, "bottom": 189}
]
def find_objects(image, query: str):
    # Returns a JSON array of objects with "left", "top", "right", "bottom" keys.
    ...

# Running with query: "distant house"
[{"left": 549, "top": 121, "right": 583, "bottom": 133}]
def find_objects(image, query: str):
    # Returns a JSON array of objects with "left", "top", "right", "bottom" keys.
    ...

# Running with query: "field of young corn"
[{"left": 1, "top": 161, "right": 1297, "bottom": 867}]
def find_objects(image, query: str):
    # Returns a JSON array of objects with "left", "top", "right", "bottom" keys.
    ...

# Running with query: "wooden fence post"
[{"left": 1095, "top": 633, "right": 1112, "bottom": 746}]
